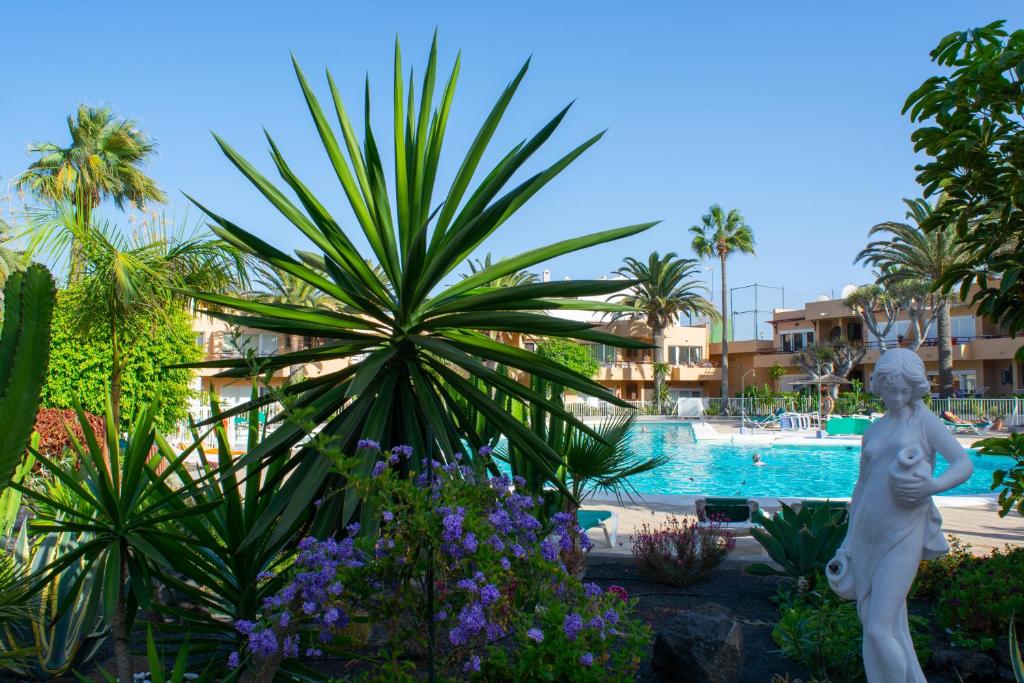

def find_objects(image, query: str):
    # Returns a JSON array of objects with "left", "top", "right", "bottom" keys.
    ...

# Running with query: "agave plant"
[
  {"left": 746, "top": 502, "right": 849, "bottom": 581},
  {"left": 0, "top": 525, "right": 108, "bottom": 679},
  {"left": 183, "top": 37, "right": 654, "bottom": 536}
]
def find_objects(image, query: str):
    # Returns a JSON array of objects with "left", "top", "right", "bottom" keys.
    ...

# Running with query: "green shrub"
[
  {"left": 913, "top": 535, "right": 976, "bottom": 598},
  {"left": 40, "top": 294, "right": 201, "bottom": 431},
  {"left": 975, "top": 433, "right": 1024, "bottom": 517},
  {"left": 773, "top": 578, "right": 929, "bottom": 681},
  {"left": 703, "top": 404, "right": 721, "bottom": 416},
  {"left": 936, "top": 545, "right": 1024, "bottom": 649},
  {"left": 536, "top": 338, "right": 600, "bottom": 379}
]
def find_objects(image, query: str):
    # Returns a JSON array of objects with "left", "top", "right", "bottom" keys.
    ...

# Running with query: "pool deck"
[{"left": 582, "top": 419, "right": 1023, "bottom": 567}]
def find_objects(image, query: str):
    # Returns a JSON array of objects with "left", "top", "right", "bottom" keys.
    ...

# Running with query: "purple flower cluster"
[{"left": 233, "top": 535, "right": 365, "bottom": 665}]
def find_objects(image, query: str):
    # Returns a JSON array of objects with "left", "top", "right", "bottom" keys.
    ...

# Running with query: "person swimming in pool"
[{"left": 752, "top": 453, "right": 767, "bottom": 466}]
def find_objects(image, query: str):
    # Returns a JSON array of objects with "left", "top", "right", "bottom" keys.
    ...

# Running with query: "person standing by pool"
[
  {"left": 827, "top": 349, "right": 973, "bottom": 683},
  {"left": 752, "top": 453, "right": 767, "bottom": 466}
]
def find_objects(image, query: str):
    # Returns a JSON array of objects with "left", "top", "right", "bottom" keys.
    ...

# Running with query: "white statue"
[{"left": 827, "top": 349, "right": 973, "bottom": 683}]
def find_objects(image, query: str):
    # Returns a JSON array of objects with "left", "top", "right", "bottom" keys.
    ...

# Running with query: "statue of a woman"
[{"left": 827, "top": 349, "right": 973, "bottom": 683}]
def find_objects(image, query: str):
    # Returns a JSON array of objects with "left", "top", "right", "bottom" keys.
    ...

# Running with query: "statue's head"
[{"left": 870, "top": 348, "right": 930, "bottom": 411}]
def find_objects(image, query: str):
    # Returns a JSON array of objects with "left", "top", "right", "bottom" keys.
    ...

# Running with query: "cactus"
[
  {"left": 0, "top": 525, "right": 108, "bottom": 679},
  {"left": 0, "top": 264, "right": 56, "bottom": 491},
  {"left": 0, "top": 435, "right": 37, "bottom": 540}
]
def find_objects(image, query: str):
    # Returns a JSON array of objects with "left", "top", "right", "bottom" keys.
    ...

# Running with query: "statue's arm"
[{"left": 923, "top": 416, "right": 975, "bottom": 495}]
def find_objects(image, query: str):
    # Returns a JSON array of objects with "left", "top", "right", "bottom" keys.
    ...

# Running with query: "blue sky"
[{"left": 2, "top": 2, "right": 1021, "bottom": 339}]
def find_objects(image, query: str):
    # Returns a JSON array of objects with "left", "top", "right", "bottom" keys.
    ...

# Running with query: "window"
[
  {"left": 927, "top": 370, "right": 978, "bottom": 395},
  {"left": 669, "top": 388, "right": 703, "bottom": 399},
  {"left": 195, "top": 332, "right": 205, "bottom": 347},
  {"left": 780, "top": 329, "right": 814, "bottom": 352},
  {"left": 846, "top": 322, "right": 863, "bottom": 342},
  {"left": 524, "top": 342, "right": 536, "bottom": 352},
  {"left": 667, "top": 345, "right": 702, "bottom": 365},
  {"left": 590, "top": 343, "right": 617, "bottom": 364},
  {"left": 950, "top": 316, "right": 975, "bottom": 340},
  {"left": 872, "top": 320, "right": 909, "bottom": 346},
  {"left": 227, "top": 333, "right": 279, "bottom": 356}
]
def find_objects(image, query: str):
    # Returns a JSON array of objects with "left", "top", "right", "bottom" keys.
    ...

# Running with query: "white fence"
[{"left": 564, "top": 396, "right": 1024, "bottom": 424}]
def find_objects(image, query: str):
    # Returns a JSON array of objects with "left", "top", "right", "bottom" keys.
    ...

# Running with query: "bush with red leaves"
[
  {"left": 631, "top": 514, "right": 736, "bottom": 586},
  {"left": 33, "top": 407, "right": 105, "bottom": 457}
]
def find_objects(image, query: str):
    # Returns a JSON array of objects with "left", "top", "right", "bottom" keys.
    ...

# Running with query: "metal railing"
[
  {"left": 931, "top": 398, "right": 1024, "bottom": 424},
  {"left": 564, "top": 396, "right": 1024, "bottom": 423}
]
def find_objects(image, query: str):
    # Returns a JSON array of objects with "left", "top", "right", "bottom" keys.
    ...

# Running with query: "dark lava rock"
[
  {"left": 652, "top": 602, "right": 743, "bottom": 683},
  {"left": 932, "top": 647, "right": 1001, "bottom": 682}
]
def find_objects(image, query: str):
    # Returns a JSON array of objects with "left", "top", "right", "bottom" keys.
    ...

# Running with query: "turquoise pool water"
[{"left": 622, "top": 423, "right": 1005, "bottom": 498}]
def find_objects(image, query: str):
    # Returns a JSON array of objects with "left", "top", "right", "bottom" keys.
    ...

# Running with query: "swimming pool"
[{"left": 622, "top": 423, "right": 1005, "bottom": 498}]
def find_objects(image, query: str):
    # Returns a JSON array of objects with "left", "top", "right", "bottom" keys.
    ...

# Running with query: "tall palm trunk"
[
  {"left": 68, "top": 188, "right": 91, "bottom": 283},
  {"left": 652, "top": 323, "right": 665, "bottom": 414},
  {"left": 936, "top": 298, "right": 954, "bottom": 398},
  {"left": 719, "top": 253, "right": 730, "bottom": 410},
  {"left": 110, "top": 316, "right": 122, "bottom": 430}
]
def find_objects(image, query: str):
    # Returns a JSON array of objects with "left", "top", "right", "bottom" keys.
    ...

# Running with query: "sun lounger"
[
  {"left": 577, "top": 509, "right": 618, "bottom": 547},
  {"left": 942, "top": 419, "right": 992, "bottom": 435},
  {"left": 743, "top": 414, "right": 780, "bottom": 430},
  {"left": 695, "top": 496, "right": 760, "bottom": 534}
]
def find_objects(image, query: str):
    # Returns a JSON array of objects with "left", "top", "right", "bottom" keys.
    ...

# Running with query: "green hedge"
[{"left": 41, "top": 294, "right": 202, "bottom": 431}]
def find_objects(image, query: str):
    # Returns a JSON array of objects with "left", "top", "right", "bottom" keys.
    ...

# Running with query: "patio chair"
[
  {"left": 577, "top": 509, "right": 618, "bottom": 548},
  {"left": 695, "top": 496, "right": 760, "bottom": 533},
  {"left": 743, "top": 414, "right": 780, "bottom": 430},
  {"left": 941, "top": 411, "right": 993, "bottom": 435}
]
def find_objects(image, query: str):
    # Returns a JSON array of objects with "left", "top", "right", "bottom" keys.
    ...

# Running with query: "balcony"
[{"left": 595, "top": 362, "right": 721, "bottom": 383}]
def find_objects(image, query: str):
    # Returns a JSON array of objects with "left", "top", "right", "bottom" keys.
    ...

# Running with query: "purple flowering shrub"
[
  {"left": 230, "top": 442, "right": 650, "bottom": 681},
  {"left": 631, "top": 514, "right": 735, "bottom": 586}
]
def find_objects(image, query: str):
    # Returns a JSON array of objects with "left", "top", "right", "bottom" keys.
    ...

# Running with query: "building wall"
[{"left": 760, "top": 292, "right": 1024, "bottom": 397}]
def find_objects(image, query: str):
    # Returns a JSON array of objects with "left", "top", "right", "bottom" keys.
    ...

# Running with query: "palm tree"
[
  {"left": 855, "top": 198, "right": 970, "bottom": 398},
  {"left": 254, "top": 264, "right": 329, "bottom": 308},
  {"left": 612, "top": 252, "right": 718, "bottom": 412},
  {"left": 16, "top": 105, "right": 166, "bottom": 280},
  {"left": 463, "top": 253, "right": 539, "bottom": 287},
  {"left": 62, "top": 217, "right": 247, "bottom": 427},
  {"left": 0, "top": 219, "right": 27, "bottom": 291},
  {"left": 690, "top": 204, "right": 756, "bottom": 403}
]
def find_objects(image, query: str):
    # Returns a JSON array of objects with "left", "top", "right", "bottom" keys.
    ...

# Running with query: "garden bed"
[{"left": 584, "top": 558, "right": 993, "bottom": 683}]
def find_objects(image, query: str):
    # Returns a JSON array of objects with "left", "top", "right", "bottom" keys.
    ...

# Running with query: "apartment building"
[
  {"left": 749, "top": 293, "right": 1023, "bottom": 397},
  {"left": 190, "top": 313, "right": 350, "bottom": 413}
]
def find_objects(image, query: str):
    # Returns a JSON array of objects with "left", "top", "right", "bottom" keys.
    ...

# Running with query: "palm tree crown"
[
  {"left": 855, "top": 198, "right": 970, "bottom": 397},
  {"left": 16, "top": 105, "right": 166, "bottom": 214},
  {"left": 462, "top": 253, "right": 539, "bottom": 287},
  {"left": 612, "top": 252, "right": 717, "bottom": 329},
  {"left": 689, "top": 204, "right": 755, "bottom": 261},
  {"left": 855, "top": 199, "right": 967, "bottom": 290}
]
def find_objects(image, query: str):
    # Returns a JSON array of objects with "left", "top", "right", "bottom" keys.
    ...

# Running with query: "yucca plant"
[
  {"left": 0, "top": 525, "right": 108, "bottom": 679},
  {"left": 1012, "top": 616, "right": 1024, "bottom": 683},
  {"left": 1, "top": 436, "right": 37, "bottom": 540},
  {"left": 746, "top": 502, "right": 849, "bottom": 582},
  {"left": 0, "top": 264, "right": 56, "bottom": 491},
  {"left": 18, "top": 396, "right": 219, "bottom": 683},
  {"left": 81, "top": 625, "right": 210, "bottom": 683},
  {"left": 183, "top": 37, "right": 654, "bottom": 537},
  {"left": 152, "top": 390, "right": 315, "bottom": 681}
]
